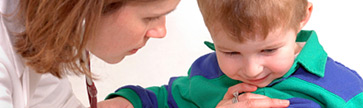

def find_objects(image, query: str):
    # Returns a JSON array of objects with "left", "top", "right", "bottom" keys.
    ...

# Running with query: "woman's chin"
[{"left": 101, "top": 56, "right": 125, "bottom": 64}]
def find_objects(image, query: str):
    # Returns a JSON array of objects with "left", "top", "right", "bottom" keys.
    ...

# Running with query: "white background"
[{"left": 69, "top": 0, "right": 363, "bottom": 106}]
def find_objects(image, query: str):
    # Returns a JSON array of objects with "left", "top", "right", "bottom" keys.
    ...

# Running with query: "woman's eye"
[
  {"left": 145, "top": 16, "right": 161, "bottom": 22},
  {"left": 261, "top": 48, "right": 277, "bottom": 53}
]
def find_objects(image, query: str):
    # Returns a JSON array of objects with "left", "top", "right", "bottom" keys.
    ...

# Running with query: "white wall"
[{"left": 68, "top": 0, "right": 363, "bottom": 106}]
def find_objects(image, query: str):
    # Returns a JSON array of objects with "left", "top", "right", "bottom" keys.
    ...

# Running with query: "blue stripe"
[
  {"left": 292, "top": 57, "right": 363, "bottom": 102},
  {"left": 116, "top": 85, "right": 158, "bottom": 108},
  {"left": 189, "top": 52, "right": 225, "bottom": 79},
  {"left": 288, "top": 98, "right": 321, "bottom": 108},
  {"left": 165, "top": 77, "right": 179, "bottom": 108}
]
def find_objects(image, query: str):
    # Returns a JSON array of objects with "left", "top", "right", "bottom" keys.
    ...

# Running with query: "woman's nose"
[{"left": 146, "top": 16, "right": 167, "bottom": 38}]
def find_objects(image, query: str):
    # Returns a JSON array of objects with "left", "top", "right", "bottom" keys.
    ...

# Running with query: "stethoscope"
[
  {"left": 81, "top": 19, "right": 98, "bottom": 108},
  {"left": 83, "top": 50, "right": 98, "bottom": 108}
]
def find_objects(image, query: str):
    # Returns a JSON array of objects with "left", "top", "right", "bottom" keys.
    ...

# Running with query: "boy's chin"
[{"left": 246, "top": 82, "right": 270, "bottom": 88}]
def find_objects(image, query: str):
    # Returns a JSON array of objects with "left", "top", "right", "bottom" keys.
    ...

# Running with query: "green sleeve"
[
  {"left": 105, "top": 88, "right": 143, "bottom": 108},
  {"left": 145, "top": 86, "right": 170, "bottom": 108},
  {"left": 345, "top": 92, "right": 363, "bottom": 107}
]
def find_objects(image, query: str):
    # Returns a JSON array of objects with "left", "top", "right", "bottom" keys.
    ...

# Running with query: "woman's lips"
[
  {"left": 129, "top": 44, "right": 145, "bottom": 54},
  {"left": 129, "top": 48, "right": 141, "bottom": 54}
]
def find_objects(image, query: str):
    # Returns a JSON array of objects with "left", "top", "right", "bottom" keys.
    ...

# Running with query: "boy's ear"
[{"left": 299, "top": 2, "right": 313, "bottom": 30}]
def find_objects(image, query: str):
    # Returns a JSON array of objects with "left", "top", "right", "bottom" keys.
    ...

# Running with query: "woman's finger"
[
  {"left": 238, "top": 93, "right": 290, "bottom": 107},
  {"left": 238, "top": 98, "right": 290, "bottom": 108},
  {"left": 217, "top": 98, "right": 289, "bottom": 108},
  {"left": 224, "top": 83, "right": 258, "bottom": 99},
  {"left": 238, "top": 92, "right": 270, "bottom": 100},
  {"left": 217, "top": 92, "right": 290, "bottom": 108}
]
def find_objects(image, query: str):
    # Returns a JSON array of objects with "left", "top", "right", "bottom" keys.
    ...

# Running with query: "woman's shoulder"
[{"left": 1, "top": 0, "right": 19, "bottom": 14}]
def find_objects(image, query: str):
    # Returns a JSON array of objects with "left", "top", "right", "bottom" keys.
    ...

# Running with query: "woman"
[{"left": 0, "top": 0, "right": 180, "bottom": 107}]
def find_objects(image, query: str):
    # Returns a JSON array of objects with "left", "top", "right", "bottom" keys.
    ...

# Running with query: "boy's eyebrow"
[
  {"left": 215, "top": 45, "right": 233, "bottom": 51},
  {"left": 262, "top": 42, "right": 285, "bottom": 49}
]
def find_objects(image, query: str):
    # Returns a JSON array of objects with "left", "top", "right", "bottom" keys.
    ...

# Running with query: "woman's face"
[{"left": 87, "top": 0, "right": 180, "bottom": 64}]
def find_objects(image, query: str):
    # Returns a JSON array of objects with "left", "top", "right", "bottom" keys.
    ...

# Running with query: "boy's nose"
[{"left": 242, "top": 58, "right": 263, "bottom": 78}]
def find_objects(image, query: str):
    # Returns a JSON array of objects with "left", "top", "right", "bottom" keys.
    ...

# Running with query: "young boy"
[{"left": 103, "top": 0, "right": 363, "bottom": 107}]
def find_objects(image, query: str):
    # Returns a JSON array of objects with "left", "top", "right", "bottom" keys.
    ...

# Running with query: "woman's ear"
[{"left": 299, "top": 2, "right": 313, "bottom": 30}]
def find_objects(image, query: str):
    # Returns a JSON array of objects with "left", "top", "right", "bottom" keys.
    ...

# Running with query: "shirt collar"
[
  {"left": 204, "top": 30, "right": 327, "bottom": 78},
  {"left": 293, "top": 30, "right": 327, "bottom": 77}
]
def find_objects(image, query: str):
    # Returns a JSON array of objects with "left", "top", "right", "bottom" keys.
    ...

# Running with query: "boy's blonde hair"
[{"left": 197, "top": 0, "right": 308, "bottom": 42}]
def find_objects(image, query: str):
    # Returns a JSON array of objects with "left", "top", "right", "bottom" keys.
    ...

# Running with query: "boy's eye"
[
  {"left": 224, "top": 52, "right": 240, "bottom": 56},
  {"left": 261, "top": 48, "right": 277, "bottom": 53}
]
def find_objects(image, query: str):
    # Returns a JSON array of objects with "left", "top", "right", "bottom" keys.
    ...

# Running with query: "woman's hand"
[
  {"left": 216, "top": 83, "right": 290, "bottom": 108},
  {"left": 97, "top": 97, "right": 134, "bottom": 108}
]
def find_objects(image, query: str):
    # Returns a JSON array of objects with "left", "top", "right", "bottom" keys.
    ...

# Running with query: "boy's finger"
[{"left": 224, "top": 83, "right": 258, "bottom": 99}]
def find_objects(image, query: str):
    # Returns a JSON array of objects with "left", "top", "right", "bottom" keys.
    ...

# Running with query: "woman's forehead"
[{"left": 124, "top": 0, "right": 179, "bottom": 14}]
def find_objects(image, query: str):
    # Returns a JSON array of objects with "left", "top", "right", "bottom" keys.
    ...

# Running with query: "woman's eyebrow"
[{"left": 152, "top": 9, "right": 176, "bottom": 16}]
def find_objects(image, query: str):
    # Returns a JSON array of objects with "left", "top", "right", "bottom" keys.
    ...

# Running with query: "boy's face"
[{"left": 212, "top": 27, "right": 301, "bottom": 87}]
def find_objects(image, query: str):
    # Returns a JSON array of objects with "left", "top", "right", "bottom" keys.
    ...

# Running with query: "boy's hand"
[
  {"left": 97, "top": 97, "right": 134, "bottom": 108},
  {"left": 216, "top": 83, "right": 290, "bottom": 108}
]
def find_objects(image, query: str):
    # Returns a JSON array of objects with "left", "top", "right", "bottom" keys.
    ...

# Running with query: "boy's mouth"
[{"left": 247, "top": 74, "right": 270, "bottom": 83}]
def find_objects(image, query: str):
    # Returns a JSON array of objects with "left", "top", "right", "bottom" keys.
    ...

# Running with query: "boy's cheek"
[
  {"left": 267, "top": 58, "right": 294, "bottom": 76},
  {"left": 217, "top": 54, "right": 234, "bottom": 68},
  {"left": 217, "top": 58, "right": 241, "bottom": 79},
  {"left": 219, "top": 62, "right": 237, "bottom": 78}
]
